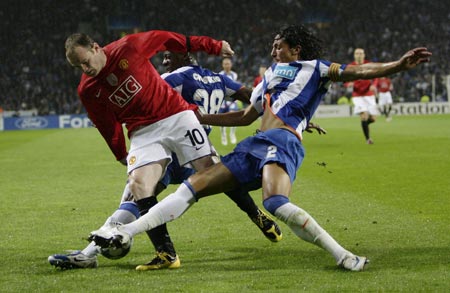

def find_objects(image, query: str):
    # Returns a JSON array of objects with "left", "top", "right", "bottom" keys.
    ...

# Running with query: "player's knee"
[
  {"left": 191, "top": 155, "right": 215, "bottom": 171},
  {"left": 263, "top": 195, "right": 289, "bottom": 215},
  {"left": 128, "top": 177, "right": 153, "bottom": 199}
]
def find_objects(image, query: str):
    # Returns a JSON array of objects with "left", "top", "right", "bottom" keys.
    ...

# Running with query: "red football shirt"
[
  {"left": 77, "top": 30, "right": 223, "bottom": 160},
  {"left": 253, "top": 75, "right": 263, "bottom": 88},
  {"left": 373, "top": 77, "right": 392, "bottom": 93},
  {"left": 348, "top": 60, "right": 375, "bottom": 97}
]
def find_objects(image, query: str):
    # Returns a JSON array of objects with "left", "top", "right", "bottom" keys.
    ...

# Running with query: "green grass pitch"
[{"left": 0, "top": 115, "right": 449, "bottom": 292}]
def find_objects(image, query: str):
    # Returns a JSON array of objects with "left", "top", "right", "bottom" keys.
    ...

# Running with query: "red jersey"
[
  {"left": 77, "top": 30, "right": 223, "bottom": 160},
  {"left": 373, "top": 77, "right": 392, "bottom": 93},
  {"left": 253, "top": 75, "right": 263, "bottom": 88},
  {"left": 348, "top": 60, "right": 375, "bottom": 97}
]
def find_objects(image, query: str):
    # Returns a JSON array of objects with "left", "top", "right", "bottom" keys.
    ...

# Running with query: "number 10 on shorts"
[{"left": 185, "top": 129, "right": 205, "bottom": 147}]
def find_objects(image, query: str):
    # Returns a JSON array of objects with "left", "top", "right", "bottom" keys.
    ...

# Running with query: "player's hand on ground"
[
  {"left": 221, "top": 41, "right": 234, "bottom": 57},
  {"left": 399, "top": 47, "right": 432, "bottom": 70},
  {"left": 305, "top": 122, "right": 327, "bottom": 135}
]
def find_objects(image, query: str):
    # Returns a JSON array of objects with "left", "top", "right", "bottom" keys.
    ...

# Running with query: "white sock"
[
  {"left": 221, "top": 127, "right": 227, "bottom": 137},
  {"left": 274, "top": 203, "right": 348, "bottom": 262},
  {"left": 82, "top": 241, "right": 101, "bottom": 257},
  {"left": 101, "top": 208, "right": 137, "bottom": 228},
  {"left": 83, "top": 204, "right": 138, "bottom": 257},
  {"left": 121, "top": 183, "right": 196, "bottom": 237}
]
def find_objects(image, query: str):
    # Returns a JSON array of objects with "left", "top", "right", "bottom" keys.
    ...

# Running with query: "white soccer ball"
[{"left": 100, "top": 237, "right": 133, "bottom": 260}]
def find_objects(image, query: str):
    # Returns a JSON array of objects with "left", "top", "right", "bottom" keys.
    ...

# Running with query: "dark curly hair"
[{"left": 275, "top": 25, "right": 323, "bottom": 60}]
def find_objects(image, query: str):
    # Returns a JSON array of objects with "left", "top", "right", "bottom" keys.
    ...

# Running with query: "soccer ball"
[{"left": 100, "top": 237, "right": 133, "bottom": 260}]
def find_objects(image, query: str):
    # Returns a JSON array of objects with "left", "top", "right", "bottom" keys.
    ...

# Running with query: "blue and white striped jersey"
[
  {"left": 219, "top": 70, "right": 238, "bottom": 81},
  {"left": 250, "top": 60, "right": 346, "bottom": 138},
  {"left": 163, "top": 65, "right": 242, "bottom": 116}
]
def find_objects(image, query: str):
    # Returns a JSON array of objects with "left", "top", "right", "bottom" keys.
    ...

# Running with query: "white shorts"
[
  {"left": 352, "top": 95, "right": 379, "bottom": 115},
  {"left": 378, "top": 92, "right": 393, "bottom": 106},
  {"left": 127, "top": 110, "right": 213, "bottom": 173}
]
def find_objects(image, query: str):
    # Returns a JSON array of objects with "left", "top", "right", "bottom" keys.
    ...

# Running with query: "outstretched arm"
[
  {"left": 196, "top": 104, "right": 259, "bottom": 127},
  {"left": 129, "top": 30, "right": 234, "bottom": 59},
  {"left": 337, "top": 47, "right": 432, "bottom": 82},
  {"left": 230, "top": 87, "right": 252, "bottom": 104}
]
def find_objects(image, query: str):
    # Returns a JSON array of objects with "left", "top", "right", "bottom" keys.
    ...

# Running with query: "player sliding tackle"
[
  {"left": 90, "top": 25, "right": 431, "bottom": 271},
  {"left": 50, "top": 30, "right": 288, "bottom": 270},
  {"left": 49, "top": 49, "right": 293, "bottom": 270}
]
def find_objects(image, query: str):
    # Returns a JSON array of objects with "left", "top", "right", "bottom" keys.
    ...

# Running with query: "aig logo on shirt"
[
  {"left": 274, "top": 65, "right": 297, "bottom": 80},
  {"left": 108, "top": 75, "right": 143, "bottom": 107}
]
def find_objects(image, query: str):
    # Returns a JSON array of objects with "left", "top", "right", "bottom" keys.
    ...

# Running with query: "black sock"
[
  {"left": 136, "top": 197, "right": 176, "bottom": 255},
  {"left": 361, "top": 120, "right": 370, "bottom": 140},
  {"left": 386, "top": 106, "right": 392, "bottom": 118},
  {"left": 225, "top": 189, "right": 259, "bottom": 219}
]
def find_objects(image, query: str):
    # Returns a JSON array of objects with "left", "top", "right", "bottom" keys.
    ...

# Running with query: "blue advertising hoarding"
[{"left": 2, "top": 114, "right": 92, "bottom": 131}]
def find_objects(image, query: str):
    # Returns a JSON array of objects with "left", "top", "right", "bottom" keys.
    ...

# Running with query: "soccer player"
[
  {"left": 89, "top": 25, "right": 431, "bottom": 271},
  {"left": 48, "top": 46, "right": 282, "bottom": 270},
  {"left": 374, "top": 77, "right": 394, "bottom": 121},
  {"left": 347, "top": 48, "right": 378, "bottom": 144},
  {"left": 218, "top": 57, "right": 239, "bottom": 145},
  {"left": 52, "top": 30, "right": 231, "bottom": 269},
  {"left": 136, "top": 51, "right": 282, "bottom": 270}
]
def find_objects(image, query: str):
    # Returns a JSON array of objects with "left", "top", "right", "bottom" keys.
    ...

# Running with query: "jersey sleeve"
[
  {"left": 162, "top": 71, "right": 184, "bottom": 94},
  {"left": 79, "top": 91, "right": 128, "bottom": 161},
  {"left": 125, "top": 30, "right": 223, "bottom": 59},
  {"left": 221, "top": 74, "right": 243, "bottom": 97},
  {"left": 372, "top": 78, "right": 379, "bottom": 88},
  {"left": 317, "top": 60, "right": 347, "bottom": 82}
]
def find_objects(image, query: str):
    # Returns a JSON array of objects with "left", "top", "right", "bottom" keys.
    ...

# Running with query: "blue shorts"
[
  {"left": 221, "top": 128, "right": 304, "bottom": 186},
  {"left": 159, "top": 153, "right": 196, "bottom": 187}
]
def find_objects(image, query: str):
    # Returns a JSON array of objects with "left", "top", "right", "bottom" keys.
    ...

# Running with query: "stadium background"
[
  {"left": 0, "top": 1, "right": 449, "bottom": 291},
  {"left": 0, "top": 0, "right": 448, "bottom": 117}
]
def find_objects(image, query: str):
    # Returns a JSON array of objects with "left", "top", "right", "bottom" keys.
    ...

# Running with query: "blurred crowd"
[{"left": 0, "top": 0, "right": 448, "bottom": 115}]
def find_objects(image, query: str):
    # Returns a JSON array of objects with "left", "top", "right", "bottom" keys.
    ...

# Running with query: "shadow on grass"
[{"left": 43, "top": 245, "right": 450, "bottom": 273}]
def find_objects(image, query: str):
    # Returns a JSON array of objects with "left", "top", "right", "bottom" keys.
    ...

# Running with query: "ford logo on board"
[{"left": 14, "top": 117, "right": 49, "bottom": 129}]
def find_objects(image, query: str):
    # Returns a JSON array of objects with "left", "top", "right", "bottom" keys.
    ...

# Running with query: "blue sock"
[
  {"left": 118, "top": 201, "right": 140, "bottom": 219},
  {"left": 263, "top": 195, "right": 289, "bottom": 215}
]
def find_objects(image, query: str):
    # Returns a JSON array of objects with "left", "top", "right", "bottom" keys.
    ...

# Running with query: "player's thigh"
[
  {"left": 190, "top": 155, "right": 215, "bottom": 172},
  {"left": 128, "top": 159, "right": 170, "bottom": 199},
  {"left": 166, "top": 110, "right": 214, "bottom": 165},
  {"left": 379, "top": 92, "right": 392, "bottom": 106},
  {"left": 378, "top": 93, "right": 387, "bottom": 106},
  {"left": 189, "top": 163, "right": 239, "bottom": 198},
  {"left": 262, "top": 163, "right": 292, "bottom": 200},
  {"left": 352, "top": 97, "right": 368, "bottom": 115},
  {"left": 127, "top": 120, "right": 174, "bottom": 174},
  {"left": 366, "top": 96, "right": 379, "bottom": 116}
]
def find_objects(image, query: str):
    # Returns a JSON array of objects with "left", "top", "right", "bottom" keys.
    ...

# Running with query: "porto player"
[
  {"left": 218, "top": 57, "right": 239, "bottom": 145},
  {"left": 90, "top": 25, "right": 431, "bottom": 272}
]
